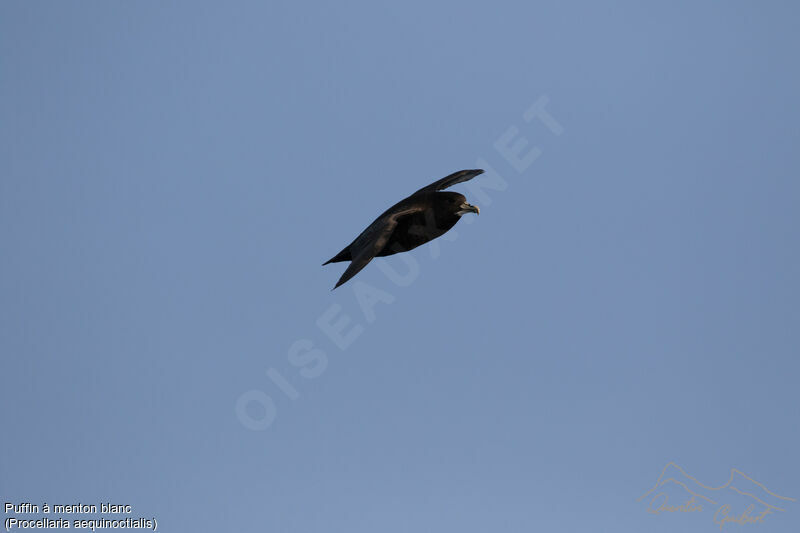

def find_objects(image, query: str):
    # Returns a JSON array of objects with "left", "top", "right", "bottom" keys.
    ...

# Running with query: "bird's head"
[{"left": 439, "top": 192, "right": 480, "bottom": 216}]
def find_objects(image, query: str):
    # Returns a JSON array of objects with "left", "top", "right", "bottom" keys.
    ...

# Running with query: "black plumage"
[{"left": 324, "top": 169, "right": 483, "bottom": 289}]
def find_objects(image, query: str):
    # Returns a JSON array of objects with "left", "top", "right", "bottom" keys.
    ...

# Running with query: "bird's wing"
[
  {"left": 333, "top": 206, "right": 426, "bottom": 289},
  {"left": 413, "top": 169, "right": 484, "bottom": 194}
]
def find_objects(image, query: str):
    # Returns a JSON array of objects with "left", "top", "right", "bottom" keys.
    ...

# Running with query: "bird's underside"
[{"left": 324, "top": 169, "right": 483, "bottom": 289}]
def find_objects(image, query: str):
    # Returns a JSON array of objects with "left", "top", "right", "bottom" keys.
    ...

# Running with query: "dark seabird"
[{"left": 323, "top": 169, "right": 483, "bottom": 289}]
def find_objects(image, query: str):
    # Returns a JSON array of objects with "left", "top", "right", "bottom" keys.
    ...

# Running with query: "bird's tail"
[{"left": 322, "top": 247, "right": 352, "bottom": 265}]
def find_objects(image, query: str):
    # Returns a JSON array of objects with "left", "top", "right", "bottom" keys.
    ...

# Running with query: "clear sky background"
[{"left": 2, "top": 2, "right": 799, "bottom": 532}]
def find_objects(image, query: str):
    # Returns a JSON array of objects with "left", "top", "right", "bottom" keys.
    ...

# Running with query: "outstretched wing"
[
  {"left": 413, "top": 169, "right": 484, "bottom": 195},
  {"left": 333, "top": 206, "right": 426, "bottom": 289}
]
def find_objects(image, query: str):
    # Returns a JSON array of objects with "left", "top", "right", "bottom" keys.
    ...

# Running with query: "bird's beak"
[{"left": 457, "top": 202, "right": 480, "bottom": 216}]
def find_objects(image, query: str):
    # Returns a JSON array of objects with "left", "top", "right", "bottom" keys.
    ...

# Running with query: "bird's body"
[
  {"left": 324, "top": 169, "right": 483, "bottom": 289},
  {"left": 325, "top": 192, "right": 463, "bottom": 262}
]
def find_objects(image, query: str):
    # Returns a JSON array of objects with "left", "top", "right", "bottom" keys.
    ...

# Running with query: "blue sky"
[{"left": 2, "top": 1, "right": 799, "bottom": 532}]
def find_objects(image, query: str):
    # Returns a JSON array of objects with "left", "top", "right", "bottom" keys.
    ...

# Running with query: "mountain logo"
[{"left": 638, "top": 462, "right": 795, "bottom": 529}]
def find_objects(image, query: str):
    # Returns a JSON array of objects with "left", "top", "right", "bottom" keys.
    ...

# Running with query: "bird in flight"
[{"left": 323, "top": 169, "right": 483, "bottom": 289}]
